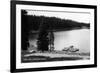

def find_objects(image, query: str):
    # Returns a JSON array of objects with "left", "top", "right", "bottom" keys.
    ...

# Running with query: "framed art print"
[{"left": 11, "top": 0, "right": 97, "bottom": 72}]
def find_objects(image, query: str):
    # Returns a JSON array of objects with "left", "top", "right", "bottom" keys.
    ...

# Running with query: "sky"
[{"left": 26, "top": 10, "right": 90, "bottom": 23}]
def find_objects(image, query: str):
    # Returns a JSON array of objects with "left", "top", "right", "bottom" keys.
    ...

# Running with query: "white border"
[{"left": 16, "top": 4, "right": 94, "bottom": 69}]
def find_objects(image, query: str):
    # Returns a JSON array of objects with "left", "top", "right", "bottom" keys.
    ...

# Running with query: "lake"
[
  {"left": 29, "top": 28, "right": 90, "bottom": 53},
  {"left": 54, "top": 28, "right": 90, "bottom": 53}
]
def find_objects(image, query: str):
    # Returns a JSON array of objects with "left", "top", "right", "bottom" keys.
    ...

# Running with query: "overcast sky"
[{"left": 26, "top": 10, "right": 90, "bottom": 23}]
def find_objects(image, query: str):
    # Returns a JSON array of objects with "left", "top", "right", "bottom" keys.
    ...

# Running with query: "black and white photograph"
[
  {"left": 11, "top": 1, "right": 97, "bottom": 72},
  {"left": 21, "top": 9, "right": 90, "bottom": 63}
]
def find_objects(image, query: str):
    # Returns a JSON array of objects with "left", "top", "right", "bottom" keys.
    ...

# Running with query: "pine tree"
[
  {"left": 21, "top": 10, "right": 29, "bottom": 50},
  {"left": 37, "top": 17, "right": 49, "bottom": 52}
]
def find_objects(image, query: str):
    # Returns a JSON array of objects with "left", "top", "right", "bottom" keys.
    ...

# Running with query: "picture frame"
[{"left": 10, "top": 0, "right": 97, "bottom": 73}]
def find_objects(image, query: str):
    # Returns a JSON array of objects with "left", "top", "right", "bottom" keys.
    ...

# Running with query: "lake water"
[
  {"left": 54, "top": 29, "right": 90, "bottom": 53},
  {"left": 29, "top": 28, "right": 90, "bottom": 53}
]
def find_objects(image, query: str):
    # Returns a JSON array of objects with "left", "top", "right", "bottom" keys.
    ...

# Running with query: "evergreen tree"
[
  {"left": 37, "top": 18, "right": 49, "bottom": 51},
  {"left": 21, "top": 10, "right": 29, "bottom": 50}
]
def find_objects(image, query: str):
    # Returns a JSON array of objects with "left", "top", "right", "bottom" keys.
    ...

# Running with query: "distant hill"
[{"left": 22, "top": 14, "right": 90, "bottom": 32}]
